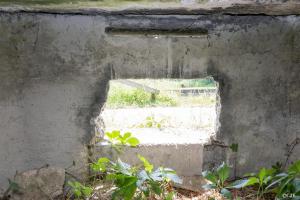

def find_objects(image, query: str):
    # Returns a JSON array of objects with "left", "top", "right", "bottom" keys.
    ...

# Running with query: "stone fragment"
[{"left": 10, "top": 166, "right": 65, "bottom": 200}]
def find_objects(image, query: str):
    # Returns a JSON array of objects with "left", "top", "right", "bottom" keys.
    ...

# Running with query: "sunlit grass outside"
[{"left": 106, "top": 79, "right": 217, "bottom": 108}]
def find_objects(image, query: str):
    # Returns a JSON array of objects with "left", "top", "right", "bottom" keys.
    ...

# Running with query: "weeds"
[
  {"left": 107, "top": 87, "right": 176, "bottom": 108},
  {"left": 68, "top": 130, "right": 182, "bottom": 200}
]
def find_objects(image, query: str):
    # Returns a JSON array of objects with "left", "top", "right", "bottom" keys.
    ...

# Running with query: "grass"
[
  {"left": 106, "top": 79, "right": 217, "bottom": 108},
  {"left": 107, "top": 84, "right": 177, "bottom": 108}
]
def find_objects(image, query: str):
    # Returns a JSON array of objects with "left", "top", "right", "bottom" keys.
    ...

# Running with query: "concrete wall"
[{"left": 0, "top": 11, "right": 299, "bottom": 189}]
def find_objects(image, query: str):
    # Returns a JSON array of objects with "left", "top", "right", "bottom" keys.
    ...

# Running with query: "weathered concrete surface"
[
  {"left": 0, "top": 1, "right": 299, "bottom": 15},
  {"left": 95, "top": 143, "right": 204, "bottom": 176},
  {"left": 10, "top": 167, "right": 65, "bottom": 200},
  {"left": 102, "top": 107, "right": 216, "bottom": 131},
  {"left": 0, "top": 10, "right": 299, "bottom": 189},
  {"left": 95, "top": 142, "right": 205, "bottom": 190}
]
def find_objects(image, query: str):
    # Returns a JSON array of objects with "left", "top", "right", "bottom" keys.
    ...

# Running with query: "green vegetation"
[
  {"left": 133, "top": 78, "right": 216, "bottom": 90},
  {"left": 104, "top": 130, "right": 140, "bottom": 152},
  {"left": 68, "top": 130, "right": 182, "bottom": 200},
  {"left": 107, "top": 85, "right": 177, "bottom": 108},
  {"left": 134, "top": 116, "right": 166, "bottom": 129},
  {"left": 202, "top": 159, "right": 300, "bottom": 200},
  {"left": 68, "top": 181, "right": 93, "bottom": 199},
  {"left": 202, "top": 162, "right": 233, "bottom": 199},
  {"left": 106, "top": 79, "right": 217, "bottom": 108},
  {"left": 92, "top": 156, "right": 181, "bottom": 200}
]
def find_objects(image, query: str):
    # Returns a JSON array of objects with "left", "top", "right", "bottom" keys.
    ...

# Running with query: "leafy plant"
[
  {"left": 91, "top": 156, "right": 182, "bottom": 200},
  {"left": 105, "top": 130, "right": 140, "bottom": 152},
  {"left": 230, "top": 167, "right": 276, "bottom": 199},
  {"left": 107, "top": 86, "right": 176, "bottom": 108},
  {"left": 68, "top": 181, "right": 93, "bottom": 199},
  {"left": 135, "top": 116, "right": 166, "bottom": 129},
  {"left": 266, "top": 160, "right": 300, "bottom": 199},
  {"left": 228, "top": 160, "right": 300, "bottom": 199},
  {"left": 202, "top": 162, "right": 232, "bottom": 199}
]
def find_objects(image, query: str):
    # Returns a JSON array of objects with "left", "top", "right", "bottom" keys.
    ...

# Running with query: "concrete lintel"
[{"left": 0, "top": 2, "right": 299, "bottom": 16}]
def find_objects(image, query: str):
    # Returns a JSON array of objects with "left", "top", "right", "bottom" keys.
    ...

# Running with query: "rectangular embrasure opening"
[{"left": 97, "top": 78, "right": 219, "bottom": 145}]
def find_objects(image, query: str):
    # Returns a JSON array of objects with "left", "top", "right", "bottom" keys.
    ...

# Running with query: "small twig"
[
  {"left": 284, "top": 137, "right": 300, "bottom": 169},
  {"left": 206, "top": 139, "right": 229, "bottom": 148}
]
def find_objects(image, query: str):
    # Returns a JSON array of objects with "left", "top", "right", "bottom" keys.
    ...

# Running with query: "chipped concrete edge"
[{"left": 0, "top": 2, "right": 299, "bottom": 16}]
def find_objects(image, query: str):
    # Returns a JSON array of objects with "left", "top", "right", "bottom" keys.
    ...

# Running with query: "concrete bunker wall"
[{"left": 0, "top": 12, "right": 299, "bottom": 188}]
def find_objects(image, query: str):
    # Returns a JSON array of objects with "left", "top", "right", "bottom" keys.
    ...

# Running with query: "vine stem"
[{"left": 284, "top": 137, "right": 300, "bottom": 169}]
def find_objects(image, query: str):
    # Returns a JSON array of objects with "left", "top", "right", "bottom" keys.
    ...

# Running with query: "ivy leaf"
[
  {"left": 82, "top": 186, "right": 93, "bottom": 197},
  {"left": 123, "top": 132, "right": 132, "bottom": 140},
  {"left": 138, "top": 154, "right": 153, "bottom": 173},
  {"left": 111, "top": 130, "right": 121, "bottom": 138},
  {"left": 126, "top": 137, "right": 140, "bottom": 147},
  {"left": 112, "top": 176, "right": 137, "bottom": 200},
  {"left": 91, "top": 157, "right": 110, "bottom": 172}
]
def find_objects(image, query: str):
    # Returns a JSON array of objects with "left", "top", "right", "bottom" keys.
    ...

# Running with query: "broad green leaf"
[
  {"left": 289, "top": 160, "right": 300, "bottom": 174},
  {"left": 126, "top": 137, "right": 140, "bottom": 147},
  {"left": 278, "top": 176, "right": 294, "bottom": 195},
  {"left": 294, "top": 178, "right": 300, "bottom": 193},
  {"left": 112, "top": 176, "right": 137, "bottom": 200},
  {"left": 106, "top": 173, "right": 119, "bottom": 181},
  {"left": 220, "top": 188, "right": 232, "bottom": 199},
  {"left": 164, "top": 172, "right": 182, "bottom": 184},
  {"left": 228, "top": 179, "right": 249, "bottom": 189},
  {"left": 202, "top": 171, "right": 218, "bottom": 184},
  {"left": 115, "top": 159, "right": 133, "bottom": 175},
  {"left": 138, "top": 154, "right": 153, "bottom": 172},
  {"left": 259, "top": 168, "right": 267, "bottom": 183},
  {"left": 150, "top": 170, "right": 164, "bottom": 182},
  {"left": 217, "top": 162, "right": 230, "bottom": 185},
  {"left": 266, "top": 175, "right": 287, "bottom": 191},
  {"left": 91, "top": 157, "right": 110, "bottom": 172},
  {"left": 111, "top": 130, "right": 121, "bottom": 138},
  {"left": 123, "top": 132, "right": 132, "bottom": 140},
  {"left": 245, "top": 177, "right": 259, "bottom": 186},
  {"left": 137, "top": 170, "right": 149, "bottom": 191},
  {"left": 149, "top": 181, "right": 162, "bottom": 195},
  {"left": 263, "top": 175, "right": 273, "bottom": 185},
  {"left": 202, "top": 183, "right": 217, "bottom": 190}
]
